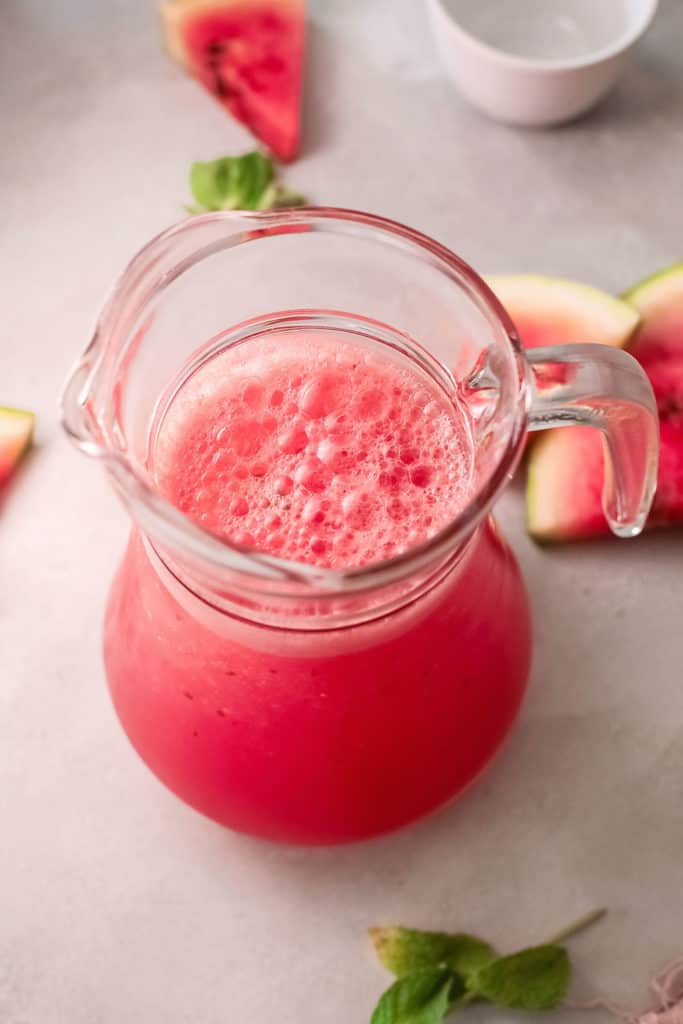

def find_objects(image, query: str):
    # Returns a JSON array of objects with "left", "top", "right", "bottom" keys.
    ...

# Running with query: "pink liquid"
[
  {"left": 154, "top": 333, "right": 472, "bottom": 567},
  {"left": 104, "top": 330, "right": 532, "bottom": 843}
]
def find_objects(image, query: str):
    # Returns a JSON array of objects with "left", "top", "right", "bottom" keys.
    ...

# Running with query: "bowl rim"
[{"left": 428, "top": 0, "right": 659, "bottom": 72}]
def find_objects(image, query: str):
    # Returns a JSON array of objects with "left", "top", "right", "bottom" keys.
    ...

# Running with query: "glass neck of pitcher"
[{"left": 61, "top": 209, "right": 530, "bottom": 630}]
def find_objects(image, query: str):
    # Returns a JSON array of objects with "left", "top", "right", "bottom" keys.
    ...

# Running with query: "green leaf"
[
  {"left": 231, "top": 150, "right": 274, "bottom": 209},
  {"left": 188, "top": 151, "right": 305, "bottom": 213},
  {"left": 472, "top": 944, "right": 571, "bottom": 1011},
  {"left": 370, "top": 927, "right": 495, "bottom": 981},
  {"left": 189, "top": 158, "right": 230, "bottom": 210},
  {"left": 370, "top": 968, "right": 455, "bottom": 1024}
]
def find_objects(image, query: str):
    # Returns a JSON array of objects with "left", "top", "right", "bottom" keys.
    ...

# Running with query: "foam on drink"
[{"left": 155, "top": 332, "right": 473, "bottom": 569}]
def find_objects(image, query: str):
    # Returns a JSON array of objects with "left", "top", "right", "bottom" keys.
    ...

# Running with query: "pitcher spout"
[{"left": 60, "top": 330, "right": 106, "bottom": 457}]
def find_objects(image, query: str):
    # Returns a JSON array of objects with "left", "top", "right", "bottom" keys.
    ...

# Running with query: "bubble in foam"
[
  {"left": 299, "top": 374, "right": 339, "bottom": 419},
  {"left": 410, "top": 465, "right": 433, "bottom": 488},
  {"left": 294, "top": 458, "right": 331, "bottom": 494},
  {"left": 274, "top": 474, "right": 293, "bottom": 496},
  {"left": 302, "top": 497, "right": 325, "bottom": 524},
  {"left": 317, "top": 438, "right": 352, "bottom": 472},
  {"left": 309, "top": 536, "right": 326, "bottom": 556},
  {"left": 241, "top": 378, "right": 265, "bottom": 409},
  {"left": 278, "top": 423, "right": 308, "bottom": 455},
  {"left": 324, "top": 410, "right": 352, "bottom": 437},
  {"left": 250, "top": 461, "right": 267, "bottom": 477},
  {"left": 231, "top": 417, "right": 265, "bottom": 456},
  {"left": 399, "top": 446, "right": 418, "bottom": 465},
  {"left": 230, "top": 497, "right": 249, "bottom": 517}
]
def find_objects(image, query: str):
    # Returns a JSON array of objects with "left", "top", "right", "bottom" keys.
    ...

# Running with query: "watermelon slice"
[
  {"left": 0, "top": 407, "right": 35, "bottom": 488},
  {"left": 161, "top": 0, "right": 305, "bottom": 162},
  {"left": 527, "top": 264, "right": 683, "bottom": 541},
  {"left": 487, "top": 274, "right": 640, "bottom": 351}
]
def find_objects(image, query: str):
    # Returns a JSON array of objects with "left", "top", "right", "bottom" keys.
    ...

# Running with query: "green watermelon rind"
[
  {"left": 487, "top": 274, "right": 641, "bottom": 349},
  {"left": 622, "top": 262, "right": 683, "bottom": 358},
  {"left": 622, "top": 262, "right": 683, "bottom": 308}
]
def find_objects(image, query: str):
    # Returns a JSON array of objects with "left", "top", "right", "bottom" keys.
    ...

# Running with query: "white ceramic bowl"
[{"left": 426, "top": 0, "right": 658, "bottom": 126}]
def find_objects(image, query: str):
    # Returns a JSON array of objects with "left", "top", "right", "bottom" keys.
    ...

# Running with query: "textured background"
[{"left": 2, "top": 1, "right": 682, "bottom": 1021}]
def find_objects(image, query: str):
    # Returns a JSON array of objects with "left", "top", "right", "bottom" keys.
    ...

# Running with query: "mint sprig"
[
  {"left": 187, "top": 151, "right": 305, "bottom": 213},
  {"left": 369, "top": 909, "right": 606, "bottom": 1023}
]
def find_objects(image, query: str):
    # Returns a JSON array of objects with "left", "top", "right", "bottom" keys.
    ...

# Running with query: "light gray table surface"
[{"left": 2, "top": 2, "right": 682, "bottom": 1022}]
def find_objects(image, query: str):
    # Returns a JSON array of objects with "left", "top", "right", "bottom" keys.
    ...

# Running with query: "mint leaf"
[
  {"left": 231, "top": 150, "right": 273, "bottom": 208},
  {"left": 371, "top": 968, "right": 455, "bottom": 1024},
  {"left": 188, "top": 152, "right": 305, "bottom": 213},
  {"left": 189, "top": 158, "right": 227, "bottom": 211},
  {"left": 472, "top": 944, "right": 570, "bottom": 1011},
  {"left": 370, "top": 927, "right": 495, "bottom": 982}
]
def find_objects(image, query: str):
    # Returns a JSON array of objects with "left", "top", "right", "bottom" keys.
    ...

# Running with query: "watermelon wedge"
[
  {"left": 487, "top": 274, "right": 640, "bottom": 351},
  {"left": 0, "top": 407, "right": 35, "bottom": 488},
  {"left": 527, "top": 264, "right": 683, "bottom": 541},
  {"left": 161, "top": 0, "right": 305, "bottom": 162}
]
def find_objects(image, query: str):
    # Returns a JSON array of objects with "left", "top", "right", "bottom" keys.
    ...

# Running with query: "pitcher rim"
[{"left": 60, "top": 207, "right": 530, "bottom": 595}]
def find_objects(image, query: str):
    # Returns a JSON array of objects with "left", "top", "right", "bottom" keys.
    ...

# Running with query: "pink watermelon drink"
[
  {"left": 63, "top": 210, "right": 659, "bottom": 844},
  {"left": 104, "top": 328, "right": 531, "bottom": 843}
]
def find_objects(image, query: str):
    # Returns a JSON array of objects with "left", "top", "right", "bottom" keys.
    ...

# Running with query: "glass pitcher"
[{"left": 61, "top": 209, "right": 658, "bottom": 844}]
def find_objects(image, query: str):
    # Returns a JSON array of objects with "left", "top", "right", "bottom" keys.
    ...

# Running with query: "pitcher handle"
[{"left": 526, "top": 344, "right": 659, "bottom": 538}]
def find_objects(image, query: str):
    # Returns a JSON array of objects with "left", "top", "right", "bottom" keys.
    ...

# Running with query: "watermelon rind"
[
  {"left": 487, "top": 274, "right": 640, "bottom": 349},
  {"left": 622, "top": 262, "right": 683, "bottom": 310}
]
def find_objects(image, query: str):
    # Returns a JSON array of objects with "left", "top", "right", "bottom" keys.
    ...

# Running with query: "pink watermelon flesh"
[
  {"left": 163, "top": 0, "right": 305, "bottom": 162},
  {"left": 0, "top": 408, "right": 35, "bottom": 488},
  {"left": 527, "top": 267, "right": 683, "bottom": 540},
  {"left": 647, "top": 357, "right": 683, "bottom": 524}
]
